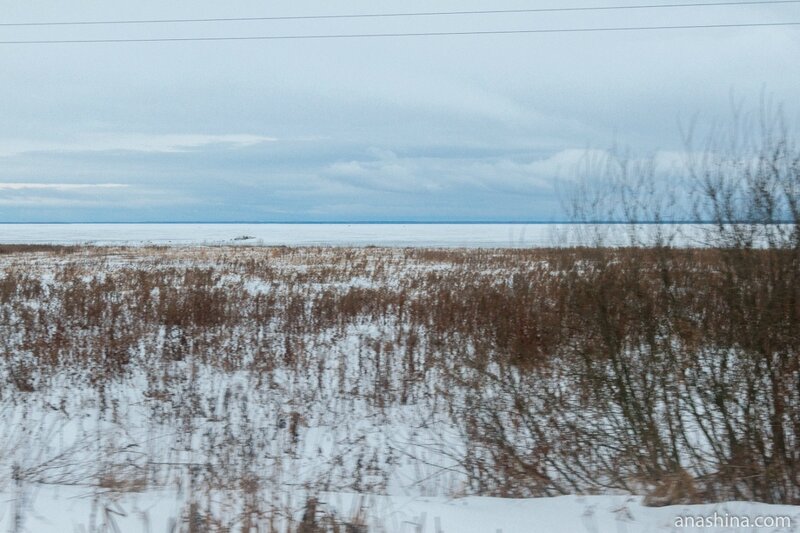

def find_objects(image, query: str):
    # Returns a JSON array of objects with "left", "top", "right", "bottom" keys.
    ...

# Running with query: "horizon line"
[{"left": 0, "top": 220, "right": 794, "bottom": 225}]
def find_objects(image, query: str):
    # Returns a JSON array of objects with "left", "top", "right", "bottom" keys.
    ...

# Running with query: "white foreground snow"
[{"left": 1, "top": 487, "right": 797, "bottom": 532}]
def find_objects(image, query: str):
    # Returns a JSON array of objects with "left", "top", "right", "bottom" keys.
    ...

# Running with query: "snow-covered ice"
[{"left": 0, "top": 223, "right": 706, "bottom": 248}]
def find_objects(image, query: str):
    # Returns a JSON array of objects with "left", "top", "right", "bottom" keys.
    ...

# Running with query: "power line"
[
  {"left": 1, "top": 0, "right": 799, "bottom": 27},
  {"left": 0, "top": 21, "right": 797, "bottom": 44}
]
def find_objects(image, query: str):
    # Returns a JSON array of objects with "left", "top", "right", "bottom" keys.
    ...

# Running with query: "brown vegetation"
[{"left": 0, "top": 240, "right": 797, "bottom": 512}]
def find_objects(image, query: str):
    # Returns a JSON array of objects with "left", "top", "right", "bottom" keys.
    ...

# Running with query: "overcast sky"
[{"left": 0, "top": 0, "right": 798, "bottom": 222}]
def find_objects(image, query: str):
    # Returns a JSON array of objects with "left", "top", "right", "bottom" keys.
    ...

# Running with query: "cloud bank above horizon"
[{"left": 0, "top": 0, "right": 798, "bottom": 222}]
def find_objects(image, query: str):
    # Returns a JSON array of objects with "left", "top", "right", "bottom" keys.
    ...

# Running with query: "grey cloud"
[{"left": 0, "top": 0, "right": 797, "bottom": 221}]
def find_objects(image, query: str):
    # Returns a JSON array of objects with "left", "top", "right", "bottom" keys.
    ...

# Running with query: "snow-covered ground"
[
  {"left": 0, "top": 223, "right": 705, "bottom": 247},
  {"left": 2, "top": 487, "right": 798, "bottom": 532},
  {"left": 0, "top": 246, "right": 797, "bottom": 532}
]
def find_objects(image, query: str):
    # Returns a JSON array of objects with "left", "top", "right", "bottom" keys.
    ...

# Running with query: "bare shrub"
[{"left": 456, "top": 106, "right": 799, "bottom": 504}]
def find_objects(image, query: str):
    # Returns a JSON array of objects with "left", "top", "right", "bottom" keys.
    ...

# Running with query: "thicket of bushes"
[{"left": 458, "top": 108, "right": 799, "bottom": 504}]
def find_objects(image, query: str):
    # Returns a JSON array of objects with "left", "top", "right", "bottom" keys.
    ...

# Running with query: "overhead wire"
[
  {"left": 0, "top": 0, "right": 798, "bottom": 27},
  {"left": 0, "top": 21, "right": 798, "bottom": 44}
]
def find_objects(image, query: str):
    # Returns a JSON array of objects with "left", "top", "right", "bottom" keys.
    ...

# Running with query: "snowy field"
[
  {"left": 0, "top": 246, "right": 797, "bottom": 532},
  {"left": 0, "top": 223, "right": 709, "bottom": 248},
  {"left": 4, "top": 487, "right": 798, "bottom": 533}
]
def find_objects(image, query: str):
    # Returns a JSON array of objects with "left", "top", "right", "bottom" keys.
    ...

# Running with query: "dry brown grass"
[{"left": 0, "top": 243, "right": 797, "bottom": 513}]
